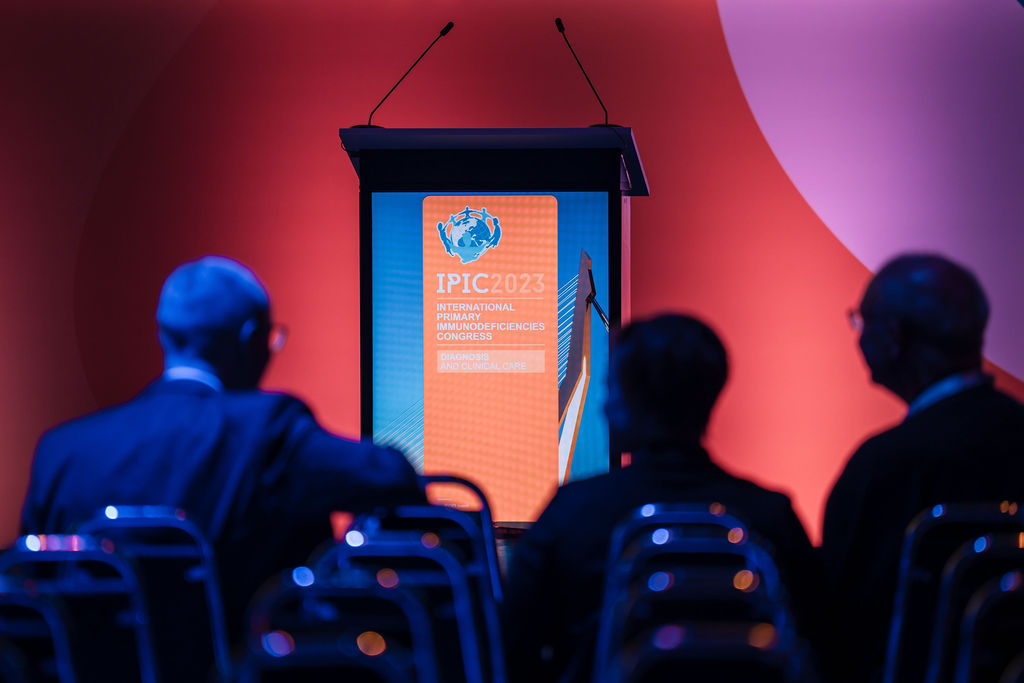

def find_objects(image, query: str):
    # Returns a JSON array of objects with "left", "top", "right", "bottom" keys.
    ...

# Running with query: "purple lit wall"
[{"left": 719, "top": 0, "right": 1024, "bottom": 382}]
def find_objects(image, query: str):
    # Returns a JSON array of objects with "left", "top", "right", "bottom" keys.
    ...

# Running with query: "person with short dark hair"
[
  {"left": 502, "top": 313, "right": 820, "bottom": 682},
  {"left": 822, "top": 253, "right": 1024, "bottom": 682},
  {"left": 21, "top": 255, "right": 423, "bottom": 640}
]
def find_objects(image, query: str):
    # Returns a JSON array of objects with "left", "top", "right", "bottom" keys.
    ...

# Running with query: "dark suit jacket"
[
  {"left": 821, "top": 380, "right": 1024, "bottom": 682},
  {"left": 501, "top": 444, "right": 821, "bottom": 683},
  {"left": 20, "top": 378, "right": 424, "bottom": 639}
]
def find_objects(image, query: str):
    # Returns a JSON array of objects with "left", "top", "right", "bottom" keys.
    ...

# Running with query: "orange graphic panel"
[{"left": 422, "top": 195, "right": 559, "bottom": 522}]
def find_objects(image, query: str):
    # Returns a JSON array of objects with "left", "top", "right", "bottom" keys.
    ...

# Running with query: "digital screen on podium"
[{"left": 370, "top": 191, "right": 611, "bottom": 522}]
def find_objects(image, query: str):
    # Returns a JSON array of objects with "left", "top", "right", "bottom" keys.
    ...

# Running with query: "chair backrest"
[
  {"left": 602, "top": 537, "right": 792, "bottom": 654},
  {"left": 884, "top": 502, "right": 1024, "bottom": 683},
  {"left": 0, "top": 535, "right": 157, "bottom": 683},
  {"left": 314, "top": 535, "right": 486, "bottom": 683},
  {"left": 926, "top": 533, "right": 1024, "bottom": 683},
  {"left": 618, "top": 560, "right": 786, "bottom": 647},
  {"left": 594, "top": 505, "right": 795, "bottom": 683},
  {"left": 0, "top": 580, "right": 76, "bottom": 683},
  {"left": 607, "top": 503, "right": 752, "bottom": 561},
  {"left": 77, "top": 505, "right": 231, "bottom": 682},
  {"left": 354, "top": 503, "right": 505, "bottom": 683},
  {"left": 240, "top": 573, "right": 438, "bottom": 683},
  {"left": 952, "top": 571, "right": 1024, "bottom": 683},
  {"left": 421, "top": 474, "right": 503, "bottom": 603}
]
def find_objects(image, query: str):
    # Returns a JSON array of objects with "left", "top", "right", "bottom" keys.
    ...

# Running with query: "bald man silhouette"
[
  {"left": 822, "top": 253, "right": 1024, "bottom": 682},
  {"left": 21, "top": 256, "right": 423, "bottom": 639}
]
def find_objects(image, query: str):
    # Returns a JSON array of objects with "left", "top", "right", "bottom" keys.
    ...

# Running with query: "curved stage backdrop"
[{"left": 2, "top": 0, "right": 1022, "bottom": 545}]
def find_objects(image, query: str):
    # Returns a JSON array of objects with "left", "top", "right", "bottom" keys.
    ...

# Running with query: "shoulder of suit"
[
  {"left": 986, "top": 386, "right": 1024, "bottom": 415},
  {"left": 38, "top": 398, "right": 141, "bottom": 447},
  {"left": 534, "top": 471, "right": 619, "bottom": 521},
  {"left": 226, "top": 389, "right": 310, "bottom": 409},
  {"left": 726, "top": 477, "right": 798, "bottom": 517},
  {"left": 702, "top": 459, "right": 796, "bottom": 506}
]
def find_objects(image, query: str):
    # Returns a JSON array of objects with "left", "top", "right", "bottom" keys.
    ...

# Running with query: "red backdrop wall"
[{"left": 3, "top": 0, "right": 1021, "bottom": 547}]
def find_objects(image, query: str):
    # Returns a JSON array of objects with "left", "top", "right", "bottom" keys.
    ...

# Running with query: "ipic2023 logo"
[{"left": 436, "top": 206, "right": 502, "bottom": 264}]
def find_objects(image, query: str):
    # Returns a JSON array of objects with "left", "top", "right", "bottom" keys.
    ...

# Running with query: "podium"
[{"left": 340, "top": 127, "right": 648, "bottom": 522}]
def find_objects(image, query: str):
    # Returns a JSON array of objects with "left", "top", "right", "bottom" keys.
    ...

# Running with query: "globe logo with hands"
[{"left": 437, "top": 206, "right": 502, "bottom": 264}]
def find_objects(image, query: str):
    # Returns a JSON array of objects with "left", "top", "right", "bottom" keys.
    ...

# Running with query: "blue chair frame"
[
  {"left": 421, "top": 474, "right": 503, "bottom": 603},
  {"left": 926, "top": 533, "right": 1024, "bottom": 683},
  {"left": 242, "top": 576, "right": 439, "bottom": 683},
  {"left": 951, "top": 571, "right": 1024, "bottom": 683},
  {"left": 314, "top": 536, "right": 486, "bottom": 683},
  {"left": 77, "top": 505, "right": 232, "bottom": 681},
  {"left": 0, "top": 535, "right": 158, "bottom": 683},
  {"left": 354, "top": 503, "right": 506, "bottom": 683},
  {"left": 0, "top": 581, "right": 77, "bottom": 683},
  {"left": 594, "top": 504, "right": 793, "bottom": 683},
  {"left": 883, "top": 502, "right": 1024, "bottom": 683}
]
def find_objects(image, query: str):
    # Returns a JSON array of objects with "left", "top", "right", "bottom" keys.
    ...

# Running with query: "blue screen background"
[{"left": 371, "top": 191, "right": 610, "bottom": 494}]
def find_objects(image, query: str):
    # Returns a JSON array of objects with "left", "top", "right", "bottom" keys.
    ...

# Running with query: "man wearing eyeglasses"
[
  {"left": 822, "top": 253, "right": 1024, "bottom": 682},
  {"left": 20, "top": 255, "right": 423, "bottom": 640}
]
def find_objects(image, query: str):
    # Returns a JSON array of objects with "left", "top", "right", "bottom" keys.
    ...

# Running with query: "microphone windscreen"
[
  {"left": 555, "top": 17, "right": 565, "bottom": 33},
  {"left": 440, "top": 21, "right": 454, "bottom": 36}
]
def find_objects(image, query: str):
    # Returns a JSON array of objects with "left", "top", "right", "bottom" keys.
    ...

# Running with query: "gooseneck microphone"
[
  {"left": 555, "top": 17, "right": 609, "bottom": 126},
  {"left": 586, "top": 263, "right": 611, "bottom": 332},
  {"left": 363, "top": 21, "right": 455, "bottom": 128}
]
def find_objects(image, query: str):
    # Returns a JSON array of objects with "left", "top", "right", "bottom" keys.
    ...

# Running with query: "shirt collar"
[
  {"left": 163, "top": 365, "right": 224, "bottom": 392},
  {"left": 906, "top": 370, "right": 987, "bottom": 419}
]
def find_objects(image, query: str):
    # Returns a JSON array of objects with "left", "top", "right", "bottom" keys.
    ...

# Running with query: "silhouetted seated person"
[
  {"left": 502, "top": 313, "right": 821, "bottom": 683},
  {"left": 821, "top": 253, "right": 1024, "bottom": 682},
  {"left": 20, "top": 256, "right": 423, "bottom": 642}
]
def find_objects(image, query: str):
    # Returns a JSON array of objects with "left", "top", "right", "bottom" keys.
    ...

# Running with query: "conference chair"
[
  {"left": 883, "top": 502, "right": 1024, "bottom": 683},
  {"left": 0, "top": 534, "right": 157, "bottom": 683},
  {"left": 951, "top": 571, "right": 1024, "bottom": 683},
  {"left": 594, "top": 505, "right": 798, "bottom": 683},
  {"left": 313, "top": 533, "right": 487, "bottom": 683},
  {"left": 352, "top": 475, "right": 506, "bottom": 683},
  {"left": 77, "top": 505, "right": 231, "bottom": 682},
  {"left": 238, "top": 570, "right": 438, "bottom": 683},
  {"left": 604, "top": 502, "right": 759, "bottom": 574},
  {"left": 412, "top": 474, "right": 503, "bottom": 602},
  {"left": 0, "top": 581, "right": 75, "bottom": 683},
  {"left": 599, "top": 504, "right": 787, "bottom": 616},
  {"left": 926, "top": 533, "right": 1024, "bottom": 683},
  {"left": 600, "top": 503, "right": 788, "bottom": 631},
  {"left": 599, "top": 535, "right": 793, "bottom": 649}
]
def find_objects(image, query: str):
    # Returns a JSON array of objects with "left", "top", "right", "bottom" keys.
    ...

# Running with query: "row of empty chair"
[
  {"left": 593, "top": 502, "right": 813, "bottom": 682},
  {"left": 0, "top": 506, "right": 229, "bottom": 682},
  {"left": 885, "top": 502, "right": 1024, "bottom": 683},
  {"left": 4, "top": 484, "right": 1024, "bottom": 682}
]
